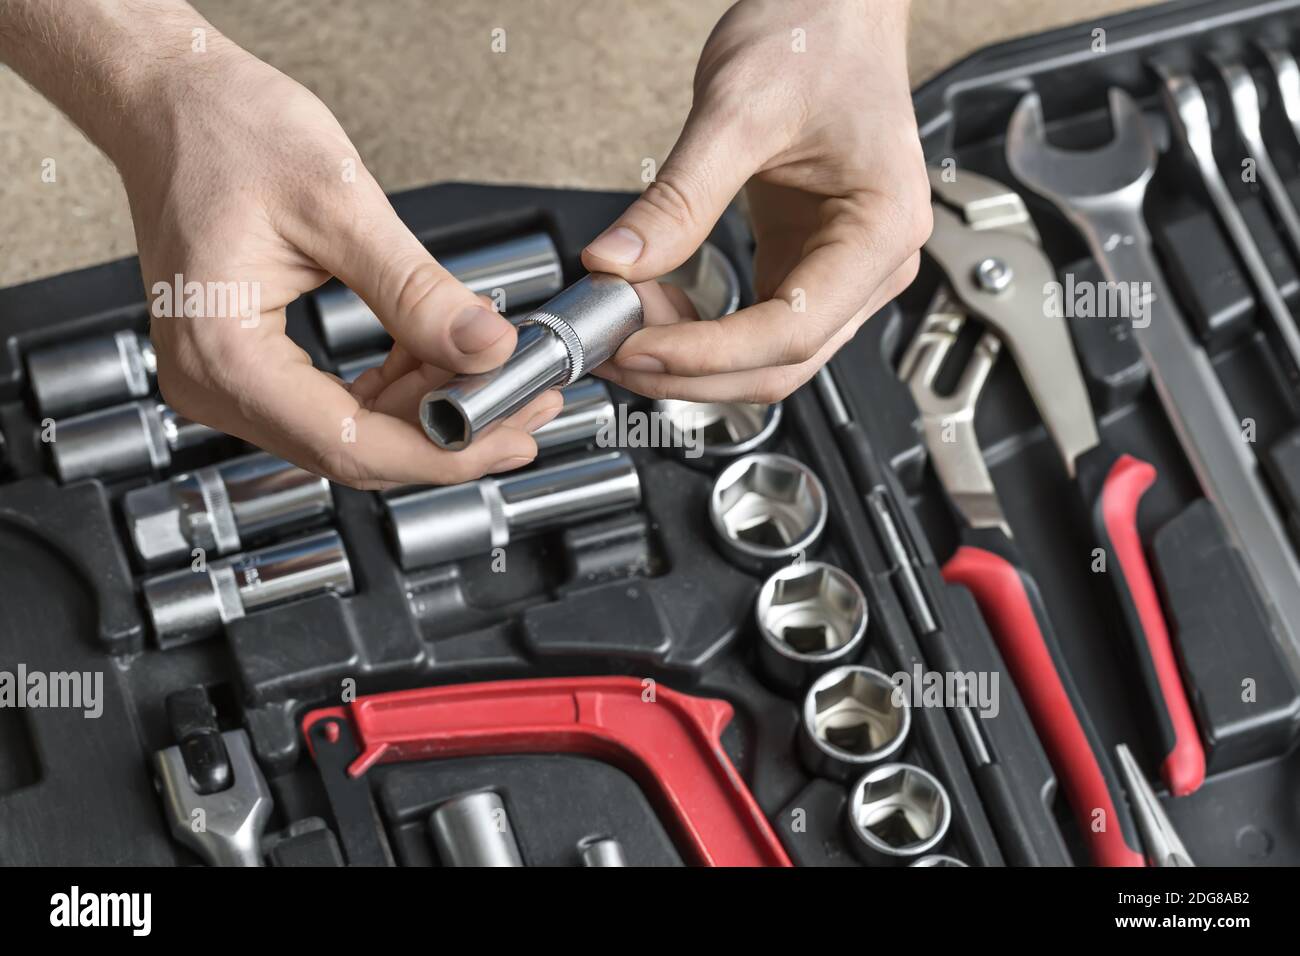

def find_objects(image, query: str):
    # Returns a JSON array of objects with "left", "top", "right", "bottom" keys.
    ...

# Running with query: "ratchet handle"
[
  {"left": 943, "top": 526, "right": 1145, "bottom": 867},
  {"left": 1075, "top": 443, "right": 1205, "bottom": 796}
]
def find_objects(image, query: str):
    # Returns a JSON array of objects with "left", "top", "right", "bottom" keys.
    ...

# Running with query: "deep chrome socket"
[
  {"left": 429, "top": 791, "right": 524, "bottom": 867},
  {"left": 845, "top": 763, "right": 952, "bottom": 866},
  {"left": 50, "top": 400, "right": 221, "bottom": 484},
  {"left": 709, "top": 453, "right": 827, "bottom": 570},
  {"left": 314, "top": 232, "right": 563, "bottom": 355},
  {"left": 756, "top": 562, "right": 868, "bottom": 691},
  {"left": 27, "top": 329, "right": 156, "bottom": 418},
  {"left": 385, "top": 449, "right": 640, "bottom": 570},
  {"left": 123, "top": 451, "right": 334, "bottom": 567},
  {"left": 420, "top": 274, "right": 643, "bottom": 450},
  {"left": 799, "top": 665, "right": 910, "bottom": 780},
  {"left": 143, "top": 529, "right": 354, "bottom": 648}
]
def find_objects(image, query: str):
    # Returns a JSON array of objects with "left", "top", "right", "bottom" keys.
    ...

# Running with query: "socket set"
[{"left": 2, "top": 0, "right": 1300, "bottom": 868}]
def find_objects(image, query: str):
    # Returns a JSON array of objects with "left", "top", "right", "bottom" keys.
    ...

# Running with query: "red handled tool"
[
  {"left": 900, "top": 306, "right": 1145, "bottom": 866},
  {"left": 302, "top": 676, "right": 792, "bottom": 867},
  {"left": 923, "top": 167, "right": 1205, "bottom": 797}
]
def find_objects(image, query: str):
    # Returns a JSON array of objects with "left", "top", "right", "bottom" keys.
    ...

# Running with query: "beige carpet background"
[{"left": 0, "top": 0, "right": 1154, "bottom": 287}]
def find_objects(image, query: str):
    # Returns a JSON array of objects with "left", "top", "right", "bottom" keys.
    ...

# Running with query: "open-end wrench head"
[{"left": 1006, "top": 89, "right": 1156, "bottom": 207}]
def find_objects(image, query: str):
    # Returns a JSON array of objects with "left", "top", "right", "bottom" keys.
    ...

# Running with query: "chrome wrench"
[{"left": 1006, "top": 88, "right": 1300, "bottom": 689}]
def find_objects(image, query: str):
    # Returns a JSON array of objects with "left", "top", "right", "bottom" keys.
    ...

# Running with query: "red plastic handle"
[
  {"left": 302, "top": 676, "right": 792, "bottom": 867},
  {"left": 1092, "top": 453, "right": 1205, "bottom": 796},
  {"left": 944, "top": 538, "right": 1145, "bottom": 867}
]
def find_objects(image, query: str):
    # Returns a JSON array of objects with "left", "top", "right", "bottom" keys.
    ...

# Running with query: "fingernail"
[
  {"left": 488, "top": 456, "right": 533, "bottom": 474},
  {"left": 451, "top": 305, "right": 511, "bottom": 353},
  {"left": 586, "top": 226, "right": 645, "bottom": 265},
  {"left": 618, "top": 353, "right": 665, "bottom": 373},
  {"left": 525, "top": 404, "right": 563, "bottom": 432}
]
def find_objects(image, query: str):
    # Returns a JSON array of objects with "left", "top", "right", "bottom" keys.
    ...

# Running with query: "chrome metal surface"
[
  {"left": 845, "top": 763, "right": 952, "bottom": 865},
  {"left": 709, "top": 453, "right": 827, "bottom": 569},
  {"left": 27, "top": 329, "right": 155, "bottom": 417},
  {"left": 1115, "top": 742, "right": 1194, "bottom": 867},
  {"left": 429, "top": 791, "right": 524, "bottom": 867},
  {"left": 756, "top": 562, "right": 868, "bottom": 689},
  {"left": 799, "top": 665, "right": 910, "bottom": 780}
]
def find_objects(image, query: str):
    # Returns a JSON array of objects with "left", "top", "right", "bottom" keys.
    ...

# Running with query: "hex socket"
[
  {"left": 384, "top": 450, "right": 640, "bottom": 570},
  {"left": 654, "top": 400, "right": 782, "bottom": 468},
  {"left": 429, "top": 791, "right": 524, "bottom": 867},
  {"left": 709, "top": 453, "right": 827, "bottom": 571},
  {"left": 50, "top": 400, "right": 221, "bottom": 484},
  {"left": 314, "top": 232, "right": 563, "bottom": 355},
  {"left": 142, "top": 529, "right": 354, "bottom": 648},
  {"left": 419, "top": 274, "right": 642, "bottom": 450},
  {"left": 27, "top": 329, "right": 156, "bottom": 418},
  {"left": 844, "top": 763, "right": 952, "bottom": 866},
  {"left": 756, "top": 562, "right": 868, "bottom": 691},
  {"left": 799, "top": 666, "right": 909, "bottom": 780},
  {"left": 123, "top": 451, "right": 334, "bottom": 567},
  {"left": 910, "top": 854, "right": 967, "bottom": 867}
]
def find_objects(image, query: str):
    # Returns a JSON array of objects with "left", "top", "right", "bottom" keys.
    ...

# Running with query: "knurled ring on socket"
[{"left": 522, "top": 312, "right": 586, "bottom": 384}]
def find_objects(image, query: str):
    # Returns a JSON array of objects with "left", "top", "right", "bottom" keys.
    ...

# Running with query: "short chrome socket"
[
  {"left": 845, "top": 763, "right": 952, "bottom": 866},
  {"left": 653, "top": 400, "right": 782, "bottom": 467},
  {"left": 756, "top": 562, "right": 867, "bottom": 690},
  {"left": 660, "top": 242, "right": 741, "bottom": 320},
  {"left": 910, "top": 854, "right": 967, "bottom": 867},
  {"left": 709, "top": 453, "right": 827, "bottom": 570},
  {"left": 799, "top": 666, "right": 909, "bottom": 780}
]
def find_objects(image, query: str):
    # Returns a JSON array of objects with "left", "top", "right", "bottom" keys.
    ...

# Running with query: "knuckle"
[
  {"left": 641, "top": 175, "right": 702, "bottom": 231},
  {"left": 391, "top": 260, "right": 459, "bottom": 331}
]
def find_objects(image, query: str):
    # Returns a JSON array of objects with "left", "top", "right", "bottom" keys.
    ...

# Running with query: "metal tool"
[
  {"left": 49, "top": 400, "right": 221, "bottom": 484},
  {"left": 654, "top": 399, "right": 782, "bottom": 467},
  {"left": 429, "top": 791, "right": 524, "bottom": 867},
  {"left": 1115, "top": 742, "right": 1195, "bottom": 867},
  {"left": 143, "top": 528, "right": 354, "bottom": 648},
  {"left": 1259, "top": 38, "right": 1300, "bottom": 147},
  {"left": 660, "top": 242, "right": 741, "bottom": 320},
  {"left": 153, "top": 728, "right": 272, "bottom": 867},
  {"left": 1154, "top": 60, "right": 1300, "bottom": 380},
  {"left": 164, "top": 686, "right": 232, "bottom": 795},
  {"left": 420, "top": 274, "right": 642, "bottom": 450},
  {"left": 844, "top": 763, "right": 951, "bottom": 866},
  {"left": 755, "top": 562, "right": 868, "bottom": 690},
  {"left": 384, "top": 449, "right": 640, "bottom": 570},
  {"left": 578, "top": 836, "right": 627, "bottom": 867},
  {"left": 899, "top": 304, "right": 1145, "bottom": 867},
  {"left": 27, "top": 329, "right": 156, "bottom": 417},
  {"left": 927, "top": 161, "right": 1206, "bottom": 797},
  {"left": 910, "top": 854, "right": 967, "bottom": 867},
  {"left": 314, "top": 232, "right": 563, "bottom": 355},
  {"left": 799, "top": 665, "right": 909, "bottom": 781},
  {"left": 302, "top": 676, "right": 793, "bottom": 866},
  {"left": 1210, "top": 53, "right": 1300, "bottom": 264},
  {"left": 1007, "top": 87, "right": 1300, "bottom": 709},
  {"left": 123, "top": 451, "right": 333, "bottom": 568},
  {"left": 709, "top": 453, "right": 827, "bottom": 571}
]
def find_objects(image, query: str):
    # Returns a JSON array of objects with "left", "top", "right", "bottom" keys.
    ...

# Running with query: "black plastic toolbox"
[{"left": 1, "top": 0, "right": 1299, "bottom": 867}]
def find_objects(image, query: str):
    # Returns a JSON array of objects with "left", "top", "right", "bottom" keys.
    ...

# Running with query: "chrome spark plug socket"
[
  {"left": 50, "top": 400, "right": 221, "bottom": 484},
  {"left": 385, "top": 449, "right": 640, "bottom": 570},
  {"left": 709, "top": 453, "right": 827, "bottom": 571},
  {"left": 845, "top": 763, "right": 952, "bottom": 866},
  {"left": 143, "top": 529, "right": 354, "bottom": 648},
  {"left": 756, "top": 562, "right": 867, "bottom": 691},
  {"left": 799, "top": 665, "right": 909, "bottom": 780},
  {"left": 420, "top": 274, "right": 642, "bottom": 450},
  {"left": 123, "top": 451, "right": 334, "bottom": 568},
  {"left": 314, "top": 232, "right": 563, "bottom": 355},
  {"left": 27, "top": 329, "right": 156, "bottom": 418}
]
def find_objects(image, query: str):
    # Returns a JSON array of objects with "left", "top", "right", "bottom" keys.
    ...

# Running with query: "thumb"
[
  {"left": 582, "top": 106, "right": 758, "bottom": 281},
  {"left": 312, "top": 185, "right": 517, "bottom": 375}
]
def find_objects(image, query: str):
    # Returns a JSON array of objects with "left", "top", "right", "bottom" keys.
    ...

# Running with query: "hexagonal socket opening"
[
  {"left": 713, "top": 455, "right": 823, "bottom": 554},
  {"left": 849, "top": 764, "right": 950, "bottom": 855},
  {"left": 421, "top": 397, "right": 471, "bottom": 450},
  {"left": 760, "top": 564, "right": 867, "bottom": 656},
  {"left": 809, "top": 667, "right": 906, "bottom": 757}
]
